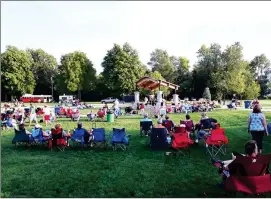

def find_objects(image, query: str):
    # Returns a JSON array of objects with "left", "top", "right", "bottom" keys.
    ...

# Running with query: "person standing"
[
  {"left": 29, "top": 104, "right": 38, "bottom": 126},
  {"left": 43, "top": 105, "right": 51, "bottom": 127},
  {"left": 248, "top": 104, "right": 268, "bottom": 154}
]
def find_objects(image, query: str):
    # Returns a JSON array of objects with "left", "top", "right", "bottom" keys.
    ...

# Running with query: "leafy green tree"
[
  {"left": 243, "top": 70, "right": 261, "bottom": 99},
  {"left": 1, "top": 46, "right": 35, "bottom": 100},
  {"left": 101, "top": 43, "right": 145, "bottom": 97},
  {"left": 202, "top": 87, "right": 211, "bottom": 100},
  {"left": 249, "top": 54, "right": 271, "bottom": 79},
  {"left": 58, "top": 51, "right": 96, "bottom": 99},
  {"left": 26, "top": 48, "right": 58, "bottom": 95},
  {"left": 148, "top": 49, "right": 175, "bottom": 82}
]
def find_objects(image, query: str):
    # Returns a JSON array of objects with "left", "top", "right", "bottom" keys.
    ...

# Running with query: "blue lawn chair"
[
  {"left": 92, "top": 128, "right": 107, "bottom": 149},
  {"left": 12, "top": 129, "right": 33, "bottom": 147},
  {"left": 110, "top": 128, "right": 131, "bottom": 151},
  {"left": 140, "top": 121, "right": 153, "bottom": 136},
  {"left": 149, "top": 128, "right": 168, "bottom": 150},
  {"left": 70, "top": 128, "right": 90, "bottom": 148},
  {"left": 31, "top": 128, "right": 50, "bottom": 146}
]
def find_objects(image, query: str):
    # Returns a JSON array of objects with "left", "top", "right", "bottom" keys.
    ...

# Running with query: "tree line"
[{"left": 1, "top": 42, "right": 270, "bottom": 101}]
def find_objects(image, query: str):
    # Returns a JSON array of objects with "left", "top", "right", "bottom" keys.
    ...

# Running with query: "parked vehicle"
[{"left": 101, "top": 97, "right": 117, "bottom": 104}]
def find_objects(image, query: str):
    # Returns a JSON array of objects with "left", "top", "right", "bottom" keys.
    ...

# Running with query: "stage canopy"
[{"left": 136, "top": 76, "right": 179, "bottom": 91}]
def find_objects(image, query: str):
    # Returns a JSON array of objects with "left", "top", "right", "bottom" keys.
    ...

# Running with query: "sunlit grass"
[{"left": 1, "top": 110, "right": 271, "bottom": 197}]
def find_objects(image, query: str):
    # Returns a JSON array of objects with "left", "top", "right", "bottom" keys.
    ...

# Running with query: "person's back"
[{"left": 249, "top": 113, "right": 265, "bottom": 131}]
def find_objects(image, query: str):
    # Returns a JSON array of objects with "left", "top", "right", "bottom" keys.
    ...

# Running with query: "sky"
[{"left": 1, "top": 1, "right": 271, "bottom": 74}]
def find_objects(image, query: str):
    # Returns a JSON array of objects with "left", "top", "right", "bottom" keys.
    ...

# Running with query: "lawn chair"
[
  {"left": 149, "top": 128, "right": 168, "bottom": 150},
  {"left": 224, "top": 155, "right": 271, "bottom": 195},
  {"left": 171, "top": 132, "right": 193, "bottom": 157},
  {"left": 162, "top": 120, "right": 174, "bottom": 134},
  {"left": 180, "top": 120, "right": 195, "bottom": 137},
  {"left": 71, "top": 109, "right": 80, "bottom": 121},
  {"left": 92, "top": 127, "right": 107, "bottom": 149},
  {"left": 110, "top": 128, "right": 131, "bottom": 151},
  {"left": 174, "top": 126, "right": 186, "bottom": 134},
  {"left": 70, "top": 128, "right": 89, "bottom": 148},
  {"left": 205, "top": 128, "right": 228, "bottom": 158},
  {"left": 31, "top": 128, "right": 51, "bottom": 147},
  {"left": 12, "top": 129, "right": 33, "bottom": 147},
  {"left": 140, "top": 121, "right": 153, "bottom": 136},
  {"left": 50, "top": 128, "right": 68, "bottom": 151}
]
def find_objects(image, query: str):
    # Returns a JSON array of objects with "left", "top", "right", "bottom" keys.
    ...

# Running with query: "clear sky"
[{"left": 2, "top": 1, "right": 271, "bottom": 74}]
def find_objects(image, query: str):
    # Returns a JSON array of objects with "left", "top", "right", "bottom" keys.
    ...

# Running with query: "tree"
[
  {"left": 101, "top": 43, "right": 145, "bottom": 97},
  {"left": 1, "top": 46, "right": 35, "bottom": 100},
  {"left": 148, "top": 49, "right": 175, "bottom": 82},
  {"left": 202, "top": 87, "right": 211, "bottom": 100},
  {"left": 243, "top": 71, "right": 261, "bottom": 99},
  {"left": 58, "top": 51, "right": 96, "bottom": 99},
  {"left": 26, "top": 49, "right": 58, "bottom": 96},
  {"left": 193, "top": 43, "right": 223, "bottom": 98},
  {"left": 249, "top": 54, "right": 271, "bottom": 79}
]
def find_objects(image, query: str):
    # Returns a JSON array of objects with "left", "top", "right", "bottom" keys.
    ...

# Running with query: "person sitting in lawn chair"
[
  {"left": 162, "top": 115, "right": 175, "bottom": 133},
  {"left": 70, "top": 122, "right": 91, "bottom": 146},
  {"left": 140, "top": 113, "right": 153, "bottom": 136},
  {"left": 97, "top": 109, "right": 105, "bottom": 119},
  {"left": 87, "top": 110, "right": 96, "bottom": 121},
  {"left": 181, "top": 114, "right": 195, "bottom": 136},
  {"left": 211, "top": 140, "right": 271, "bottom": 189},
  {"left": 155, "top": 118, "right": 172, "bottom": 143}
]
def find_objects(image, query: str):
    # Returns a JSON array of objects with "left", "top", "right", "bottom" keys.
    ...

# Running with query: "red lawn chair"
[
  {"left": 172, "top": 132, "right": 193, "bottom": 157},
  {"left": 174, "top": 126, "right": 186, "bottom": 134},
  {"left": 162, "top": 120, "right": 174, "bottom": 134},
  {"left": 205, "top": 128, "right": 228, "bottom": 158},
  {"left": 224, "top": 155, "right": 271, "bottom": 195},
  {"left": 180, "top": 120, "right": 195, "bottom": 136}
]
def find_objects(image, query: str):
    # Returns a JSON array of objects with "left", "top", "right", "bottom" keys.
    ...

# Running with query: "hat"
[
  {"left": 35, "top": 124, "right": 42, "bottom": 128},
  {"left": 179, "top": 124, "right": 186, "bottom": 127},
  {"left": 157, "top": 119, "right": 163, "bottom": 124},
  {"left": 143, "top": 113, "right": 148, "bottom": 117}
]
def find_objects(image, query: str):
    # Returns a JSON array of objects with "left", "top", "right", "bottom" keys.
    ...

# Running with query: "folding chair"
[
  {"left": 70, "top": 128, "right": 88, "bottom": 149},
  {"left": 51, "top": 128, "right": 68, "bottom": 151},
  {"left": 12, "top": 129, "right": 33, "bottom": 147},
  {"left": 205, "top": 128, "right": 228, "bottom": 158},
  {"left": 110, "top": 128, "right": 131, "bottom": 151},
  {"left": 224, "top": 155, "right": 271, "bottom": 195},
  {"left": 31, "top": 128, "right": 51, "bottom": 147},
  {"left": 180, "top": 120, "right": 195, "bottom": 137},
  {"left": 172, "top": 132, "right": 193, "bottom": 157},
  {"left": 92, "top": 127, "right": 107, "bottom": 149},
  {"left": 174, "top": 126, "right": 186, "bottom": 134},
  {"left": 162, "top": 120, "right": 174, "bottom": 134},
  {"left": 140, "top": 121, "right": 153, "bottom": 136},
  {"left": 149, "top": 128, "right": 168, "bottom": 150}
]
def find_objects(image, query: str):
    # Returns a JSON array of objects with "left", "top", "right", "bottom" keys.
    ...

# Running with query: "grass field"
[{"left": 1, "top": 110, "right": 271, "bottom": 197}]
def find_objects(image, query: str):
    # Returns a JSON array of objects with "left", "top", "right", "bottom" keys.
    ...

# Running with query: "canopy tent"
[{"left": 136, "top": 76, "right": 179, "bottom": 91}]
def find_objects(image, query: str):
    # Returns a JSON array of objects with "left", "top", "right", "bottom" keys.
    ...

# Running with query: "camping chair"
[
  {"left": 140, "top": 121, "right": 153, "bottom": 136},
  {"left": 171, "top": 132, "right": 193, "bottom": 157},
  {"left": 31, "top": 128, "right": 51, "bottom": 147},
  {"left": 71, "top": 110, "right": 80, "bottom": 121},
  {"left": 50, "top": 128, "right": 68, "bottom": 151},
  {"left": 162, "top": 120, "right": 174, "bottom": 134},
  {"left": 12, "top": 129, "right": 33, "bottom": 147},
  {"left": 224, "top": 155, "right": 271, "bottom": 195},
  {"left": 205, "top": 128, "right": 228, "bottom": 158},
  {"left": 92, "top": 127, "right": 107, "bottom": 149},
  {"left": 109, "top": 128, "right": 131, "bottom": 151},
  {"left": 70, "top": 128, "right": 89, "bottom": 148},
  {"left": 180, "top": 120, "right": 195, "bottom": 137},
  {"left": 174, "top": 126, "right": 186, "bottom": 134},
  {"left": 149, "top": 128, "right": 168, "bottom": 150}
]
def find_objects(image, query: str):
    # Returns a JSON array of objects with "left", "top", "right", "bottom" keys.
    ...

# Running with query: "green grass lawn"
[{"left": 1, "top": 110, "right": 271, "bottom": 198}]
